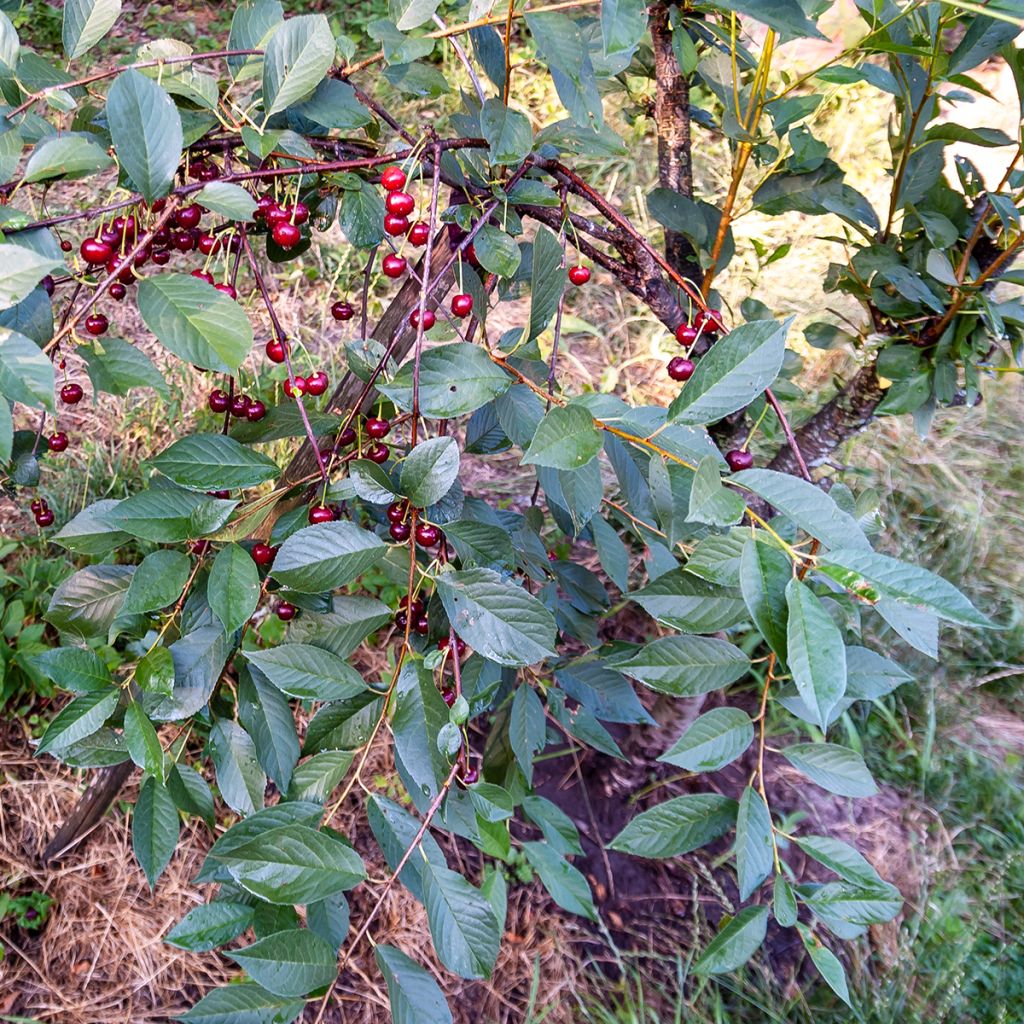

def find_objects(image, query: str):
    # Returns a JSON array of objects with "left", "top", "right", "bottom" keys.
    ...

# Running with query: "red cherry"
[
  {"left": 100, "top": 226, "right": 120, "bottom": 247},
  {"left": 35, "top": 508, "right": 55, "bottom": 527},
  {"left": 191, "top": 269, "right": 215, "bottom": 284},
  {"left": 394, "top": 610, "right": 409, "bottom": 629},
  {"left": 464, "top": 242, "right": 480, "bottom": 269},
  {"left": 173, "top": 231, "right": 195, "bottom": 252},
  {"left": 384, "top": 213, "right": 410, "bottom": 236},
  {"left": 47, "top": 432, "right": 69, "bottom": 453},
  {"left": 365, "top": 417, "right": 390, "bottom": 439},
  {"left": 214, "top": 283, "right": 237, "bottom": 300},
  {"left": 667, "top": 357, "right": 695, "bottom": 382},
  {"left": 461, "top": 765, "right": 480, "bottom": 785},
  {"left": 415, "top": 523, "right": 441, "bottom": 547},
  {"left": 106, "top": 256, "right": 135, "bottom": 283},
  {"left": 291, "top": 202, "right": 310, "bottom": 225},
  {"left": 389, "top": 521, "right": 411, "bottom": 542},
  {"left": 230, "top": 393, "right": 251, "bottom": 417},
  {"left": 675, "top": 323, "right": 699, "bottom": 346},
  {"left": 725, "top": 449, "right": 754, "bottom": 472},
  {"left": 451, "top": 293, "right": 473, "bottom": 318},
  {"left": 208, "top": 388, "right": 230, "bottom": 412},
  {"left": 695, "top": 309, "right": 725, "bottom": 333},
  {"left": 81, "top": 238, "right": 111, "bottom": 264},
  {"left": 308, "top": 504, "right": 335, "bottom": 524},
  {"left": 60, "top": 239, "right": 72, "bottom": 252},
  {"left": 272, "top": 221, "right": 302, "bottom": 248},
  {"left": 246, "top": 400, "right": 267, "bottom": 422},
  {"left": 275, "top": 601, "right": 297, "bottom": 621},
  {"left": 407, "top": 221, "right": 430, "bottom": 247},
  {"left": 413, "top": 615, "right": 429, "bottom": 636},
  {"left": 338, "top": 426, "right": 357, "bottom": 447},
  {"left": 386, "top": 500, "right": 408, "bottom": 524},
  {"left": 442, "top": 687, "right": 456, "bottom": 707},
  {"left": 30, "top": 498, "right": 45, "bottom": 514},
  {"left": 381, "top": 165, "right": 407, "bottom": 191},
  {"left": 199, "top": 163, "right": 220, "bottom": 182},
  {"left": 151, "top": 249, "right": 170, "bottom": 266},
  {"left": 382, "top": 254, "right": 407, "bottom": 279},
  {"left": 284, "top": 376, "right": 307, "bottom": 398},
  {"left": 175, "top": 204, "right": 202, "bottom": 230},
  {"left": 386, "top": 192, "right": 415, "bottom": 217},
  {"left": 208, "top": 489, "right": 231, "bottom": 500},
  {"left": 60, "top": 383, "right": 84, "bottom": 405},
  {"left": 265, "top": 205, "right": 288, "bottom": 227},
  {"left": 251, "top": 542, "right": 276, "bottom": 566},
  {"left": 190, "top": 161, "right": 210, "bottom": 181},
  {"left": 366, "top": 442, "right": 390, "bottom": 464},
  {"left": 191, "top": 539, "right": 211, "bottom": 556},
  {"left": 197, "top": 233, "right": 220, "bottom": 256},
  {"left": 331, "top": 301, "right": 354, "bottom": 322},
  {"left": 84, "top": 313, "right": 109, "bottom": 336},
  {"left": 41, "top": 275, "right": 55, "bottom": 296},
  {"left": 153, "top": 227, "right": 170, "bottom": 245},
  {"left": 399, "top": 596, "right": 425, "bottom": 617},
  {"left": 254, "top": 195, "right": 275, "bottom": 220},
  {"left": 568, "top": 265, "right": 591, "bottom": 286},
  {"left": 265, "top": 339, "right": 287, "bottom": 363},
  {"left": 409, "top": 308, "right": 435, "bottom": 330},
  {"left": 306, "top": 371, "right": 329, "bottom": 396},
  {"left": 109, "top": 282, "right": 127, "bottom": 300}
]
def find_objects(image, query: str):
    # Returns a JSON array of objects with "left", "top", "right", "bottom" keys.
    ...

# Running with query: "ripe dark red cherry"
[
  {"left": 667, "top": 357, "right": 695, "bottom": 382},
  {"left": 291, "top": 202, "right": 310, "bottom": 225},
  {"left": 60, "top": 383, "right": 84, "bottom": 405},
  {"left": 275, "top": 601, "right": 297, "bottom": 621},
  {"left": 451, "top": 293, "right": 473, "bottom": 318},
  {"left": 255, "top": 195, "right": 275, "bottom": 220},
  {"left": 331, "top": 301, "right": 354, "bottom": 322},
  {"left": 272, "top": 221, "right": 302, "bottom": 248},
  {"left": 42, "top": 275, "right": 56, "bottom": 296},
  {"left": 190, "top": 539, "right": 210, "bottom": 556},
  {"left": 308, "top": 504, "right": 335, "bottom": 525},
  {"left": 30, "top": 498, "right": 44, "bottom": 514},
  {"left": 438, "top": 635, "right": 468, "bottom": 657},
  {"left": 84, "top": 313, "right": 108, "bottom": 336},
  {"left": 389, "top": 521, "right": 411, "bottom": 541},
  {"left": 384, "top": 213, "right": 410, "bottom": 236},
  {"left": 35, "top": 508, "right": 55, "bottom": 527},
  {"left": 386, "top": 501, "right": 407, "bottom": 524},
  {"left": 365, "top": 417, "right": 390, "bottom": 439},
  {"left": 215, "top": 283, "right": 238, "bottom": 300},
  {"left": 191, "top": 269, "right": 215, "bottom": 284},
  {"left": 442, "top": 687, "right": 456, "bottom": 707},
  {"left": 394, "top": 610, "right": 409, "bottom": 629},
  {"left": 47, "top": 432, "right": 69, "bottom": 453},
  {"left": 461, "top": 765, "right": 480, "bottom": 785},
  {"left": 382, "top": 254, "right": 406, "bottom": 278},
  {"left": 246, "top": 400, "right": 267, "bottom": 422},
  {"left": 415, "top": 523, "right": 441, "bottom": 547},
  {"left": 230, "top": 394, "right": 251, "bottom": 417},
  {"left": 675, "top": 323, "right": 699, "bottom": 346},
  {"left": 568, "top": 265, "right": 591, "bottom": 286},
  {"left": 208, "top": 489, "right": 231, "bottom": 499},
  {"left": 284, "top": 376, "right": 307, "bottom": 398},
  {"left": 151, "top": 249, "right": 170, "bottom": 266},
  {"left": 338, "top": 426, "right": 357, "bottom": 447},
  {"left": 695, "top": 309, "right": 725, "bottom": 333},
  {"left": 380, "top": 165, "right": 406, "bottom": 191},
  {"left": 109, "top": 282, "right": 127, "bottom": 301},
  {"left": 175, "top": 204, "right": 202, "bottom": 229},
  {"left": 198, "top": 233, "right": 220, "bottom": 256},
  {"left": 60, "top": 239, "right": 72, "bottom": 252},
  {"left": 366, "top": 442, "right": 390, "bottom": 464},
  {"left": 208, "top": 388, "right": 230, "bottom": 412},
  {"left": 251, "top": 542, "right": 276, "bottom": 566},
  {"left": 264, "top": 205, "right": 288, "bottom": 228},
  {"left": 413, "top": 615, "right": 429, "bottom": 635},
  {"left": 725, "top": 449, "right": 754, "bottom": 472},
  {"left": 408, "top": 221, "right": 430, "bottom": 246},
  {"left": 409, "top": 308, "right": 435, "bottom": 330},
  {"left": 306, "top": 371, "right": 329, "bottom": 396},
  {"left": 385, "top": 191, "right": 415, "bottom": 217},
  {"left": 265, "top": 339, "right": 287, "bottom": 363},
  {"left": 81, "top": 238, "right": 112, "bottom": 264},
  {"left": 173, "top": 231, "right": 196, "bottom": 252}
]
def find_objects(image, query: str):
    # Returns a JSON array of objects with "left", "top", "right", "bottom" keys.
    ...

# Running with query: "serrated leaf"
[
  {"left": 610, "top": 794, "right": 737, "bottom": 858},
  {"left": 688, "top": 455, "right": 745, "bottom": 526},
  {"left": 400, "top": 436, "right": 460, "bottom": 508},
  {"left": 168, "top": 761, "right": 215, "bottom": 826},
  {"left": 208, "top": 543, "right": 261, "bottom": 635},
  {"left": 802, "top": 880, "right": 901, "bottom": 928},
  {"left": 208, "top": 719, "right": 266, "bottom": 816},
  {"left": 32, "top": 646, "right": 112, "bottom": 694},
  {"left": 108, "top": 486, "right": 237, "bottom": 543},
  {"left": 36, "top": 687, "right": 119, "bottom": 756},
  {"left": 782, "top": 742, "right": 876, "bottom": 798},
  {"left": 610, "top": 634, "right": 749, "bottom": 697},
  {"left": 288, "top": 595, "right": 392, "bottom": 660},
  {"left": 63, "top": 0, "right": 120, "bottom": 58},
  {"left": 474, "top": 224, "right": 521, "bottom": 278},
  {"left": 24, "top": 132, "right": 114, "bottom": 182},
  {"left": 375, "top": 945, "right": 453, "bottom": 1024},
  {"left": 740, "top": 536, "right": 790, "bottom": 658},
  {"left": 174, "top": 982, "right": 304, "bottom": 1024},
  {"left": 165, "top": 901, "right": 255, "bottom": 953},
  {"left": 246, "top": 644, "right": 367, "bottom": 701},
  {"left": 660, "top": 707, "right": 753, "bottom": 771},
  {"left": 794, "top": 834, "right": 884, "bottom": 888},
  {"left": 350, "top": 458, "right": 398, "bottom": 504},
  {"left": 239, "top": 671, "right": 299, "bottom": 792},
  {"left": 0, "top": 328, "right": 54, "bottom": 412},
  {"left": 45, "top": 564, "right": 134, "bottom": 640},
  {"left": 480, "top": 97, "right": 533, "bottom": 166},
  {"left": 53, "top": 499, "right": 130, "bottom": 555},
  {"left": 421, "top": 862, "right": 501, "bottom": 979},
  {"left": 133, "top": 774, "right": 179, "bottom": 887},
  {"left": 124, "top": 701, "right": 165, "bottom": 779},
  {"left": 522, "top": 795, "right": 583, "bottom": 856},
  {"left": 262, "top": 14, "right": 336, "bottom": 116},
  {"left": 630, "top": 572, "right": 746, "bottom": 633},
  {"left": 522, "top": 403, "right": 601, "bottom": 471},
  {"left": 227, "top": 929, "right": 337, "bottom": 997},
  {"left": 774, "top": 875, "right": 798, "bottom": 927},
  {"left": 0, "top": 247, "right": 63, "bottom": 314},
  {"left": 442, "top": 519, "right": 515, "bottom": 569},
  {"left": 785, "top": 577, "right": 847, "bottom": 731},
  {"left": 286, "top": 749, "right": 353, "bottom": 803},
  {"left": 270, "top": 521, "right": 386, "bottom": 593},
  {"left": 693, "top": 905, "right": 769, "bottom": 974},
  {"left": 392, "top": 661, "right": 449, "bottom": 802},
  {"left": 81, "top": 336, "right": 169, "bottom": 399},
  {"left": 509, "top": 683, "right": 546, "bottom": 784},
  {"left": 529, "top": 225, "right": 565, "bottom": 342},
  {"left": 522, "top": 841, "right": 597, "bottom": 921},
  {"left": 797, "top": 923, "right": 851, "bottom": 1006},
  {"left": 123, "top": 549, "right": 191, "bottom": 614},
  {"left": 735, "top": 786, "right": 773, "bottom": 901},
  {"left": 195, "top": 181, "right": 259, "bottom": 220}
]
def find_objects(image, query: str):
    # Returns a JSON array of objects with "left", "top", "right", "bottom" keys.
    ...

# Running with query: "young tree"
[{"left": 0, "top": 0, "right": 1015, "bottom": 1018}]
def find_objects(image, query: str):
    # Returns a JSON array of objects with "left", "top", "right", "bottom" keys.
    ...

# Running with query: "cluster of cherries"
[
  {"left": 385, "top": 499, "right": 443, "bottom": 547},
  {"left": 666, "top": 308, "right": 726, "bottom": 382},
  {"left": 254, "top": 195, "right": 310, "bottom": 250},
  {"left": 29, "top": 497, "right": 54, "bottom": 528},
  {"left": 208, "top": 389, "right": 267, "bottom": 422}
]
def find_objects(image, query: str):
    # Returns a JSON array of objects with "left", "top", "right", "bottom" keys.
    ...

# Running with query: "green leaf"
[
  {"left": 133, "top": 775, "right": 179, "bottom": 887},
  {"left": 107, "top": 69, "right": 182, "bottom": 203},
  {"left": 0, "top": 245, "right": 63, "bottom": 311},
  {"left": 138, "top": 646, "right": 175, "bottom": 698},
  {"left": 0, "top": 327, "right": 54, "bottom": 410},
  {"left": 797, "top": 924, "right": 851, "bottom": 1006},
  {"left": 291, "top": 78, "right": 373, "bottom": 131},
  {"left": 239, "top": 671, "right": 299, "bottom": 792},
  {"left": 659, "top": 707, "right": 753, "bottom": 772},
  {"left": 802, "top": 881, "right": 901, "bottom": 929},
  {"left": 168, "top": 761, "right": 215, "bottom": 826},
  {"left": 782, "top": 742, "right": 876, "bottom": 798},
  {"left": 217, "top": 823, "right": 365, "bottom": 904},
  {"left": 474, "top": 224, "right": 522, "bottom": 279},
  {"left": 287, "top": 750, "right": 353, "bottom": 803},
  {"left": 36, "top": 687, "right": 119, "bottom": 756},
  {"left": 793, "top": 835, "right": 884, "bottom": 888},
  {"left": 610, "top": 634, "right": 749, "bottom": 697},
  {"left": 522, "top": 795, "right": 583, "bottom": 856},
  {"left": 195, "top": 181, "right": 259, "bottom": 221},
  {"left": 601, "top": 0, "right": 647, "bottom": 54},
  {"left": 688, "top": 455, "right": 745, "bottom": 526},
  {"left": 739, "top": 536, "right": 791, "bottom": 659},
  {"left": 209, "top": 543, "right": 261, "bottom": 635},
  {"left": 350, "top": 458, "right": 398, "bottom": 504},
  {"left": 24, "top": 132, "right": 114, "bottom": 182},
  {"left": 124, "top": 701, "right": 165, "bottom": 779},
  {"left": 175, "top": 982, "right": 304, "bottom": 1024},
  {"left": 630, "top": 572, "right": 747, "bottom": 633},
  {"left": 818, "top": 547, "right": 993, "bottom": 628},
  {"left": 392, "top": 662, "right": 449, "bottom": 802},
  {"left": 339, "top": 178, "right": 384, "bottom": 247},
  {"left": 948, "top": 14, "right": 1021, "bottom": 77},
  {"left": 378, "top": 343, "right": 511, "bottom": 417},
  {"left": 137, "top": 274, "right": 254, "bottom": 374},
  {"left": 390, "top": 0, "right": 442, "bottom": 30},
  {"left": 165, "top": 902, "right": 255, "bottom": 952},
  {"left": 437, "top": 567, "right": 557, "bottom": 667},
  {"left": 270, "top": 521, "right": 386, "bottom": 593},
  {"left": 0, "top": 394, "right": 10, "bottom": 462},
  {"left": 785, "top": 577, "right": 847, "bottom": 731},
  {"left": 667, "top": 320, "right": 788, "bottom": 426},
  {"left": 421, "top": 862, "right": 501, "bottom": 979},
  {"left": 528, "top": 225, "right": 566, "bottom": 342},
  {"left": 522, "top": 403, "right": 602, "bottom": 471},
  {"left": 610, "top": 794, "right": 737, "bottom": 858},
  {"left": 81, "top": 336, "right": 169, "bottom": 399},
  {"left": 735, "top": 786, "right": 773, "bottom": 901},
  {"left": 32, "top": 646, "right": 112, "bottom": 694},
  {"left": 63, "top": 0, "right": 120, "bottom": 58},
  {"left": 45, "top": 564, "right": 134, "bottom": 640},
  {"left": 442, "top": 519, "right": 515, "bottom": 570},
  {"left": 376, "top": 945, "right": 453, "bottom": 1024},
  {"left": 509, "top": 683, "right": 546, "bottom": 785},
  {"left": 208, "top": 719, "right": 266, "bottom": 816},
  {"left": 227, "top": 929, "right": 337, "bottom": 997},
  {"left": 480, "top": 97, "right": 533, "bottom": 166},
  {"left": 773, "top": 875, "right": 798, "bottom": 927},
  {"left": 522, "top": 841, "right": 598, "bottom": 921},
  {"left": 246, "top": 644, "right": 367, "bottom": 701},
  {"left": 262, "top": 14, "right": 335, "bottom": 116},
  {"left": 693, "top": 905, "right": 769, "bottom": 974},
  {"left": 400, "top": 436, "right": 460, "bottom": 508},
  {"left": 123, "top": 549, "right": 191, "bottom": 614},
  {"left": 288, "top": 595, "right": 392, "bottom": 660},
  {"left": 108, "top": 486, "right": 237, "bottom": 543}
]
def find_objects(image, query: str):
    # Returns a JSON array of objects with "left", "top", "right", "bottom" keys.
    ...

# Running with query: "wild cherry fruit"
[
  {"left": 251, "top": 542, "right": 276, "bottom": 566},
  {"left": 42, "top": 275, "right": 56, "bottom": 296},
  {"left": 568, "top": 265, "right": 591, "bottom": 286},
  {"left": 381, "top": 165, "right": 406, "bottom": 191},
  {"left": 410, "top": 308, "right": 435, "bottom": 330},
  {"left": 81, "top": 238, "right": 111, "bottom": 264},
  {"left": 60, "top": 239, "right": 72, "bottom": 252},
  {"left": 173, "top": 231, "right": 196, "bottom": 252},
  {"left": 84, "top": 313, "right": 109, "bottom": 336},
  {"left": 460, "top": 764, "right": 480, "bottom": 786},
  {"left": 255, "top": 195, "right": 275, "bottom": 220},
  {"left": 384, "top": 213, "right": 410, "bottom": 236},
  {"left": 306, "top": 371, "right": 329, "bottom": 396},
  {"left": 386, "top": 500, "right": 407, "bottom": 524},
  {"left": 695, "top": 309, "right": 724, "bottom": 333},
  {"left": 365, "top": 417, "right": 390, "bottom": 439},
  {"left": 175, "top": 204, "right": 202, "bottom": 229},
  {"left": 265, "top": 339, "right": 287, "bottom": 363},
  {"left": 382, "top": 254, "right": 406, "bottom": 279},
  {"left": 275, "top": 601, "right": 297, "bottom": 621},
  {"left": 265, "top": 205, "right": 288, "bottom": 227},
  {"left": 331, "top": 301, "right": 354, "bottom": 322},
  {"left": 272, "top": 222, "right": 301, "bottom": 248},
  {"left": 366, "top": 442, "right": 390, "bottom": 464},
  {"left": 399, "top": 596, "right": 424, "bottom": 616},
  {"left": 413, "top": 615, "right": 429, "bottom": 635},
  {"left": 394, "top": 610, "right": 409, "bottom": 629},
  {"left": 284, "top": 376, "right": 307, "bottom": 398},
  {"left": 338, "top": 426, "right": 357, "bottom": 447},
  {"left": 451, "top": 293, "right": 473, "bottom": 318},
  {"left": 668, "top": 357, "right": 695, "bottom": 382},
  {"left": 415, "top": 523, "right": 441, "bottom": 547},
  {"left": 208, "top": 489, "right": 231, "bottom": 499},
  {"left": 30, "top": 499, "right": 44, "bottom": 514},
  {"left": 438, "top": 635, "right": 468, "bottom": 657},
  {"left": 408, "top": 221, "right": 430, "bottom": 246},
  {"left": 215, "top": 283, "right": 237, "bottom": 300},
  {"left": 386, "top": 191, "right": 415, "bottom": 217},
  {"left": 192, "top": 269, "right": 215, "bottom": 284},
  {"left": 308, "top": 504, "right": 335, "bottom": 525},
  {"left": 35, "top": 508, "right": 55, "bottom": 527},
  {"left": 291, "top": 202, "right": 310, "bottom": 225},
  {"left": 246, "top": 400, "right": 267, "bottom": 422},
  {"left": 198, "top": 233, "right": 220, "bottom": 256},
  {"left": 208, "top": 388, "right": 230, "bottom": 412},
  {"left": 725, "top": 449, "right": 754, "bottom": 472},
  {"left": 230, "top": 394, "right": 251, "bottom": 418},
  {"left": 48, "top": 432, "right": 69, "bottom": 453},
  {"left": 109, "top": 282, "right": 127, "bottom": 301},
  {"left": 675, "top": 323, "right": 699, "bottom": 346},
  {"left": 60, "top": 383, "right": 84, "bottom": 405},
  {"left": 441, "top": 687, "right": 456, "bottom": 707},
  {"left": 389, "top": 521, "right": 411, "bottom": 541},
  {"left": 151, "top": 249, "right": 170, "bottom": 266},
  {"left": 191, "top": 539, "right": 211, "bottom": 556}
]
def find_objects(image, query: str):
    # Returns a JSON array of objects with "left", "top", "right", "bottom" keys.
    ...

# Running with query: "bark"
[{"left": 42, "top": 761, "right": 134, "bottom": 864}]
